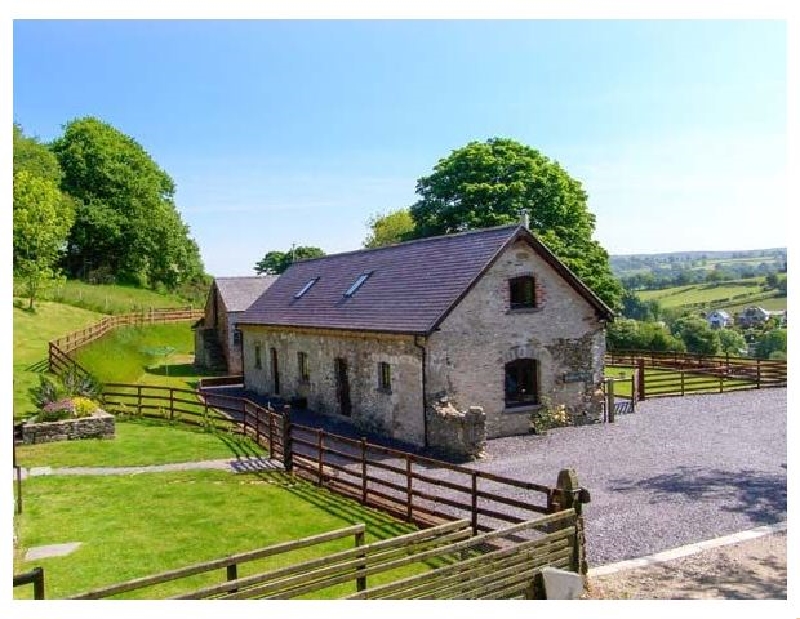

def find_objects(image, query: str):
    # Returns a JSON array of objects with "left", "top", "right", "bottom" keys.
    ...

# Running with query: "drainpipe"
[{"left": 414, "top": 335, "right": 429, "bottom": 448}]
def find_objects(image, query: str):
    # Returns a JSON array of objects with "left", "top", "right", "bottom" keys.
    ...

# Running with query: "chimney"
[{"left": 519, "top": 209, "right": 530, "bottom": 229}]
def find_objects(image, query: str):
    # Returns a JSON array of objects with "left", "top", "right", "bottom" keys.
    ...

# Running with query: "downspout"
[{"left": 414, "top": 334, "right": 428, "bottom": 448}]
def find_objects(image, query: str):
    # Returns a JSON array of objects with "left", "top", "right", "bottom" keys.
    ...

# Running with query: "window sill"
[
  {"left": 506, "top": 307, "right": 542, "bottom": 315},
  {"left": 504, "top": 403, "right": 543, "bottom": 414}
]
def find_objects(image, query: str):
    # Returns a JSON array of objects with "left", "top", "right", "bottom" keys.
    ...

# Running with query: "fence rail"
[
  {"left": 605, "top": 349, "right": 786, "bottom": 400},
  {"left": 13, "top": 567, "right": 45, "bottom": 599}
]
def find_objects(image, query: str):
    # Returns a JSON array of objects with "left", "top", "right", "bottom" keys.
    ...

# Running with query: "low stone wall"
[
  {"left": 426, "top": 398, "right": 486, "bottom": 460},
  {"left": 22, "top": 410, "right": 115, "bottom": 445}
]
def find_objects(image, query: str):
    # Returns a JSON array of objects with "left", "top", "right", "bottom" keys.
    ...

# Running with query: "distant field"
[
  {"left": 722, "top": 295, "right": 787, "bottom": 313},
  {"left": 636, "top": 278, "right": 767, "bottom": 309},
  {"left": 14, "top": 279, "right": 198, "bottom": 315}
]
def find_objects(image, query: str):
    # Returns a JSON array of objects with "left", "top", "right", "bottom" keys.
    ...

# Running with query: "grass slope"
[
  {"left": 636, "top": 279, "right": 767, "bottom": 308},
  {"left": 13, "top": 302, "right": 103, "bottom": 420},
  {"left": 15, "top": 279, "right": 197, "bottom": 315},
  {"left": 14, "top": 470, "right": 422, "bottom": 599},
  {"left": 15, "top": 418, "right": 265, "bottom": 468}
]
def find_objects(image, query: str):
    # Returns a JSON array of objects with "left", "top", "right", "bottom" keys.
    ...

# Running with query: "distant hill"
[{"left": 611, "top": 248, "right": 787, "bottom": 279}]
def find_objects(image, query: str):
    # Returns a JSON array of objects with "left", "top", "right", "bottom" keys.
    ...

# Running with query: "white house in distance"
[{"left": 706, "top": 310, "right": 732, "bottom": 330}]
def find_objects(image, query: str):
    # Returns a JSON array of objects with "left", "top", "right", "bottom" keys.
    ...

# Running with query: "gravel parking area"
[{"left": 475, "top": 388, "right": 787, "bottom": 566}]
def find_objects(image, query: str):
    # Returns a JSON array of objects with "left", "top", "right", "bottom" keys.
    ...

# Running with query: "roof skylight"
[
  {"left": 294, "top": 277, "right": 319, "bottom": 299},
  {"left": 344, "top": 272, "right": 371, "bottom": 297}
]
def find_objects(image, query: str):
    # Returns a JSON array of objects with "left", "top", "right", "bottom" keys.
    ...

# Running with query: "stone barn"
[
  {"left": 193, "top": 276, "right": 277, "bottom": 374},
  {"left": 237, "top": 222, "right": 613, "bottom": 449}
]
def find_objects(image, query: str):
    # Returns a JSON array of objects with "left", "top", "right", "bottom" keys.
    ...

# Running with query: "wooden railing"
[
  {"left": 13, "top": 567, "right": 45, "bottom": 600},
  {"left": 605, "top": 350, "right": 786, "bottom": 400},
  {"left": 47, "top": 307, "right": 203, "bottom": 379},
  {"left": 68, "top": 501, "right": 584, "bottom": 600}
]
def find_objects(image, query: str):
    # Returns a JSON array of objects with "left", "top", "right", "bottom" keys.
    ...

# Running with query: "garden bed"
[{"left": 22, "top": 410, "right": 115, "bottom": 445}]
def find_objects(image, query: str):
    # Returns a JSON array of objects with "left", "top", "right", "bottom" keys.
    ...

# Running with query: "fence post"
[
  {"left": 169, "top": 388, "right": 175, "bottom": 421},
  {"left": 680, "top": 370, "right": 685, "bottom": 396},
  {"left": 16, "top": 463, "right": 23, "bottom": 515},
  {"left": 317, "top": 429, "right": 324, "bottom": 486},
  {"left": 241, "top": 400, "right": 248, "bottom": 436},
  {"left": 636, "top": 358, "right": 646, "bottom": 401},
  {"left": 630, "top": 374, "right": 636, "bottom": 414},
  {"left": 719, "top": 374, "right": 724, "bottom": 393},
  {"left": 756, "top": 359, "right": 761, "bottom": 389},
  {"left": 406, "top": 455, "right": 413, "bottom": 522},
  {"left": 605, "top": 379, "right": 615, "bottom": 423},
  {"left": 282, "top": 406, "right": 293, "bottom": 474},
  {"left": 137, "top": 385, "right": 142, "bottom": 414},
  {"left": 361, "top": 437, "right": 368, "bottom": 505},
  {"left": 355, "top": 529, "right": 367, "bottom": 592},
  {"left": 471, "top": 472, "right": 478, "bottom": 535},
  {"left": 268, "top": 414, "right": 274, "bottom": 457},
  {"left": 226, "top": 564, "right": 238, "bottom": 594},
  {"left": 556, "top": 469, "right": 588, "bottom": 578},
  {"left": 33, "top": 567, "right": 45, "bottom": 600}
]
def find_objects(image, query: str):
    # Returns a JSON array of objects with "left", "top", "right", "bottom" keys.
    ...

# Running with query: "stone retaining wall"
[
  {"left": 22, "top": 410, "right": 115, "bottom": 445},
  {"left": 425, "top": 399, "right": 486, "bottom": 460}
]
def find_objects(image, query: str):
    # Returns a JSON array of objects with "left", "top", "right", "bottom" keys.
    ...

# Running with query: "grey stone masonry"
[
  {"left": 22, "top": 410, "right": 115, "bottom": 445},
  {"left": 426, "top": 399, "right": 486, "bottom": 460}
]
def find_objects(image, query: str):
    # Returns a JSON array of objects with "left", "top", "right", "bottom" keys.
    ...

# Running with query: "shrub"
[
  {"left": 30, "top": 374, "right": 63, "bottom": 409},
  {"left": 36, "top": 398, "right": 75, "bottom": 422},
  {"left": 62, "top": 367, "right": 101, "bottom": 399},
  {"left": 72, "top": 396, "right": 99, "bottom": 418}
]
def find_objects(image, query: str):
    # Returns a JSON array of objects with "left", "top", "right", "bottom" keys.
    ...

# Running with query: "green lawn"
[
  {"left": 15, "top": 418, "right": 265, "bottom": 468},
  {"left": 14, "top": 470, "right": 424, "bottom": 600},
  {"left": 13, "top": 302, "right": 103, "bottom": 421},
  {"left": 605, "top": 365, "right": 755, "bottom": 398},
  {"left": 15, "top": 278, "right": 198, "bottom": 315},
  {"left": 636, "top": 279, "right": 767, "bottom": 309}
]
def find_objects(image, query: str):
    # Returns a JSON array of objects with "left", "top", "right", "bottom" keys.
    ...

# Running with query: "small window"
[
  {"left": 254, "top": 343, "right": 262, "bottom": 370},
  {"left": 344, "top": 272, "right": 372, "bottom": 297},
  {"left": 378, "top": 361, "right": 391, "bottom": 391},
  {"left": 505, "top": 359, "right": 539, "bottom": 407},
  {"left": 294, "top": 277, "right": 319, "bottom": 299},
  {"left": 298, "top": 351, "right": 310, "bottom": 384},
  {"left": 510, "top": 276, "right": 536, "bottom": 309},
  {"left": 233, "top": 329, "right": 243, "bottom": 347}
]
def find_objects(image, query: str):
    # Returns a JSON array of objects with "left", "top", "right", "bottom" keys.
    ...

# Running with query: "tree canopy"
[
  {"left": 51, "top": 117, "right": 205, "bottom": 289},
  {"left": 409, "top": 138, "right": 622, "bottom": 310},
  {"left": 254, "top": 246, "right": 326, "bottom": 275},
  {"left": 363, "top": 208, "right": 416, "bottom": 249}
]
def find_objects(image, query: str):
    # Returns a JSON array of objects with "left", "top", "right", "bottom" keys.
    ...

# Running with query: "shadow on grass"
[
  {"left": 143, "top": 363, "right": 205, "bottom": 379},
  {"left": 25, "top": 359, "right": 50, "bottom": 373},
  {"left": 609, "top": 467, "right": 786, "bottom": 525}
]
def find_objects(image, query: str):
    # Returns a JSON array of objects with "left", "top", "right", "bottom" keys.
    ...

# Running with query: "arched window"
[
  {"left": 505, "top": 359, "right": 539, "bottom": 407},
  {"left": 509, "top": 276, "right": 536, "bottom": 309}
]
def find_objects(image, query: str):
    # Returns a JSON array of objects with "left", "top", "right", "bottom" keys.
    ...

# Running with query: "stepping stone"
[
  {"left": 541, "top": 567, "right": 584, "bottom": 599},
  {"left": 29, "top": 467, "right": 52, "bottom": 477},
  {"left": 25, "top": 542, "right": 82, "bottom": 561}
]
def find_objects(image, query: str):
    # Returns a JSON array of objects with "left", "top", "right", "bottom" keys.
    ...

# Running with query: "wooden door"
[
  {"left": 270, "top": 347, "right": 280, "bottom": 395},
  {"left": 334, "top": 357, "right": 351, "bottom": 417}
]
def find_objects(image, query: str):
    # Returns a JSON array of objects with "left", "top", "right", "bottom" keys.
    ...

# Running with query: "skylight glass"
[
  {"left": 294, "top": 277, "right": 318, "bottom": 299},
  {"left": 344, "top": 272, "right": 371, "bottom": 297}
]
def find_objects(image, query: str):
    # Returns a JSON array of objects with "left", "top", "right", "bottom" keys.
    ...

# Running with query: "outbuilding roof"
[
  {"left": 239, "top": 225, "right": 614, "bottom": 334},
  {"left": 214, "top": 276, "right": 279, "bottom": 313}
]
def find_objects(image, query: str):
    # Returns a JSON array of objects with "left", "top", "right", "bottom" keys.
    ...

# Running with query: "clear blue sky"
[{"left": 13, "top": 19, "right": 787, "bottom": 277}]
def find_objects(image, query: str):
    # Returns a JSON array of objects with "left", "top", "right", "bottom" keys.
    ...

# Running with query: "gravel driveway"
[
  {"left": 474, "top": 388, "right": 787, "bottom": 566},
  {"left": 208, "top": 386, "right": 786, "bottom": 568}
]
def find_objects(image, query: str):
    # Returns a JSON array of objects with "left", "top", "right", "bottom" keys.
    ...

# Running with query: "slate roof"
[
  {"left": 239, "top": 225, "right": 614, "bottom": 334},
  {"left": 214, "top": 276, "right": 279, "bottom": 313}
]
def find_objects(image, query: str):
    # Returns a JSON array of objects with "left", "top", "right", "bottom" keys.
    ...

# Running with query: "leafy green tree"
[
  {"left": 671, "top": 316, "right": 720, "bottom": 356},
  {"left": 363, "top": 208, "right": 416, "bottom": 248},
  {"left": 13, "top": 170, "right": 75, "bottom": 309},
  {"left": 13, "top": 123, "right": 62, "bottom": 184},
  {"left": 755, "top": 329, "right": 787, "bottom": 360},
  {"left": 717, "top": 329, "right": 747, "bottom": 356},
  {"left": 409, "top": 138, "right": 622, "bottom": 309},
  {"left": 606, "top": 318, "right": 685, "bottom": 353},
  {"left": 254, "top": 246, "right": 325, "bottom": 275},
  {"left": 51, "top": 116, "right": 204, "bottom": 289}
]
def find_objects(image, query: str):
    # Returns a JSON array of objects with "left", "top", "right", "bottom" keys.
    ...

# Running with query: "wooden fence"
[
  {"left": 100, "top": 383, "right": 587, "bottom": 537},
  {"left": 47, "top": 307, "right": 203, "bottom": 379},
  {"left": 605, "top": 350, "right": 786, "bottom": 400},
  {"left": 13, "top": 567, "right": 45, "bottom": 600},
  {"left": 67, "top": 496, "right": 584, "bottom": 600}
]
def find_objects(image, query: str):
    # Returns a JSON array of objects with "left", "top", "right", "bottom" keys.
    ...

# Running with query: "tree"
[
  {"left": 755, "top": 329, "right": 787, "bottom": 360},
  {"left": 363, "top": 208, "right": 416, "bottom": 249},
  {"left": 717, "top": 329, "right": 747, "bottom": 356},
  {"left": 254, "top": 246, "right": 325, "bottom": 275},
  {"left": 13, "top": 170, "right": 75, "bottom": 309},
  {"left": 13, "top": 123, "right": 62, "bottom": 184},
  {"left": 671, "top": 316, "right": 720, "bottom": 356},
  {"left": 606, "top": 318, "right": 684, "bottom": 353},
  {"left": 51, "top": 117, "right": 205, "bottom": 289},
  {"left": 409, "top": 138, "right": 622, "bottom": 309}
]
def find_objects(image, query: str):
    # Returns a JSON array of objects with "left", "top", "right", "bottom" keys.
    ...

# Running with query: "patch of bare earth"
[{"left": 585, "top": 531, "right": 786, "bottom": 600}]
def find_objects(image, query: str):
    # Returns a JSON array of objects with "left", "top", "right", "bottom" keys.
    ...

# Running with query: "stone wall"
[
  {"left": 427, "top": 239, "right": 607, "bottom": 438},
  {"left": 22, "top": 410, "right": 115, "bottom": 445},
  {"left": 425, "top": 398, "right": 486, "bottom": 460},
  {"left": 241, "top": 326, "right": 426, "bottom": 446}
]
